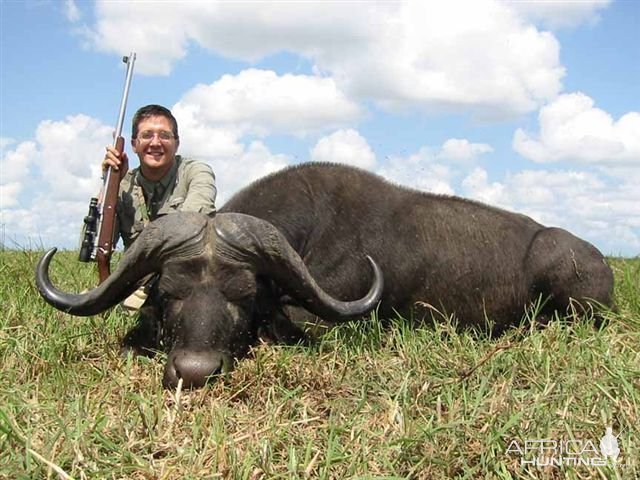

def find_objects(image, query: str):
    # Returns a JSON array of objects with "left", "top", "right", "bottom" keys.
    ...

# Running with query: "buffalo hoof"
[{"left": 163, "top": 349, "right": 230, "bottom": 389}]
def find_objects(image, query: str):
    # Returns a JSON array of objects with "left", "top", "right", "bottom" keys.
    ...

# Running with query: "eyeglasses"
[{"left": 137, "top": 130, "right": 176, "bottom": 141}]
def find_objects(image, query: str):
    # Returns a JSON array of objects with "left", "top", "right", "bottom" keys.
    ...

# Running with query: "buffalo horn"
[
  {"left": 214, "top": 213, "right": 383, "bottom": 320},
  {"left": 35, "top": 212, "right": 209, "bottom": 316}
]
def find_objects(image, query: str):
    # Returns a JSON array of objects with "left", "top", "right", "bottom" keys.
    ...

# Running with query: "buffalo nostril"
[{"left": 163, "top": 350, "right": 226, "bottom": 389}]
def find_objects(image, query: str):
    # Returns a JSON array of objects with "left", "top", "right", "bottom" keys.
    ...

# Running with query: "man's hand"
[{"left": 103, "top": 145, "right": 129, "bottom": 179}]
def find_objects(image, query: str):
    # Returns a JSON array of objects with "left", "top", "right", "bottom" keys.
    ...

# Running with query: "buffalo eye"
[{"left": 220, "top": 271, "right": 257, "bottom": 302}]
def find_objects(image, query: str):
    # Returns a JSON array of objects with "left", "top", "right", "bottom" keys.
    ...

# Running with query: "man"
[
  {"left": 103, "top": 104, "right": 216, "bottom": 248},
  {"left": 102, "top": 104, "right": 216, "bottom": 353}
]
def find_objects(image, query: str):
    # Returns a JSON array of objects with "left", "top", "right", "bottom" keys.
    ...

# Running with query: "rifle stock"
[{"left": 96, "top": 136, "right": 125, "bottom": 282}]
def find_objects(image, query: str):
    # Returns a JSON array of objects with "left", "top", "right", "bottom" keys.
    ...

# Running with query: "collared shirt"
[{"left": 115, "top": 155, "right": 216, "bottom": 249}]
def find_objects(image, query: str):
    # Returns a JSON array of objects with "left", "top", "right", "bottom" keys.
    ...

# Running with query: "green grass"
[{"left": 1, "top": 251, "right": 638, "bottom": 479}]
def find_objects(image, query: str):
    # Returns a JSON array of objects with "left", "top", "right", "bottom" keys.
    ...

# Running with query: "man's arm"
[{"left": 181, "top": 161, "right": 217, "bottom": 214}]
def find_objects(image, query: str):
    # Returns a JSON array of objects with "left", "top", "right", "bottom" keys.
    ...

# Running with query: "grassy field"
[{"left": 0, "top": 250, "right": 638, "bottom": 479}]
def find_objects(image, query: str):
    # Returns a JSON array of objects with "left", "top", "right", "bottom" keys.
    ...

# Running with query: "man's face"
[{"left": 132, "top": 115, "right": 179, "bottom": 180}]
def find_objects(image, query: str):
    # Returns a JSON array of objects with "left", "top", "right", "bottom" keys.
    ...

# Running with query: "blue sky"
[{"left": 1, "top": 0, "right": 638, "bottom": 256}]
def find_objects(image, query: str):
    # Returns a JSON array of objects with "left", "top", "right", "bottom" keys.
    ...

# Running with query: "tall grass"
[{"left": 1, "top": 251, "right": 638, "bottom": 479}]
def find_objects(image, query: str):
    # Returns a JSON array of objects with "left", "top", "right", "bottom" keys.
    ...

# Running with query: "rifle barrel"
[{"left": 113, "top": 53, "right": 136, "bottom": 144}]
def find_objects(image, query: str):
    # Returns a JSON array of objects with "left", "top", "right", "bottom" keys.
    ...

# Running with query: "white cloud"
[
  {"left": 0, "top": 183, "right": 22, "bottom": 209},
  {"left": 208, "top": 141, "right": 291, "bottom": 204},
  {"left": 461, "top": 167, "right": 640, "bottom": 255},
  {"left": 1, "top": 140, "right": 36, "bottom": 184},
  {"left": 0, "top": 115, "right": 110, "bottom": 248},
  {"left": 172, "top": 70, "right": 358, "bottom": 203},
  {"left": 437, "top": 139, "right": 494, "bottom": 164},
  {"left": 173, "top": 102, "right": 292, "bottom": 205},
  {"left": 172, "top": 69, "right": 368, "bottom": 203},
  {"left": 1, "top": 141, "right": 37, "bottom": 209},
  {"left": 310, "top": 129, "right": 376, "bottom": 169},
  {"left": 170, "top": 103, "right": 245, "bottom": 160},
  {"left": 80, "top": 1, "right": 375, "bottom": 75},
  {"left": 79, "top": 0, "right": 574, "bottom": 117},
  {"left": 461, "top": 167, "right": 505, "bottom": 205},
  {"left": 376, "top": 138, "right": 494, "bottom": 195},
  {"left": 379, "top": 153, "right": 455, "bottom": 196},
  {"left": 174, "top": 69, "right": 362, "bottom": 137},
  {"left": 0, "top": 137, "right": 15, "bottom": 150},
  {"left": 77, "top": 1, "right": 192, "bottom": 76},
  {"left": 64, "top": 0, "right": 81, "bottom": 23},
  {"left": 34, "top": 115, "right": 111, "bottom": 201},
  {"left": 513, "top": 92, "right": 640, "bottom": 166},
  {"left": 335, "top": 0, "right": 564, "bottom": 117},
  {"left": 506, "top": 0, "right": 611, "bottom": 29}
]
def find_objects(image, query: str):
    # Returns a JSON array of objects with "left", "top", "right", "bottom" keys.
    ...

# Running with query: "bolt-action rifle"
[{"left": 79, "top": 53, "right": 136, "bottom": 283}]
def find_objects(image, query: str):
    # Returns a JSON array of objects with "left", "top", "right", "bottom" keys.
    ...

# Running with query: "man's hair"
[{"left": 131, "top": 104, "right": 179, "bottom": 139}]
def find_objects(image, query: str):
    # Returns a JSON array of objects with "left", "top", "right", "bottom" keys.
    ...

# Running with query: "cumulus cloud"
[
  {"left": 337, "top": 0, "right": 563, "bottom": 117},
  {"left": 379, "top": 154, "right": 455, "bottom": 196},
  {"left": 310, "top": 129, "right": 376, "bottom": 169},
  {"left": 0, "top": 183, "right": 22, "bottom": 209},
  {"left": 64, "top": 0, "right": 81, "bottom": 23},
  {"left": 79, "top": 1, "right": 375, "bottom": 75},
  {"left": 1, "top": 141, "right": 37, "bottom": 208},
  {"left": 307, "top": 133, "right": 493, "bottom": 196},
  {"left": 76, "top": 0, "right": 581, "bottom": 117},
  {"left": 0, "top": 115, "right": 111, "bottom": 248},
  {"left": 170, "top": 69, "right": 374, "bottom": 203},
  {"left": 174, "top": 69, "right": 362, "bottom": 137},
  {"left": 171, "top": 69, "right": 361, "bottom": 202},
  {"left": 461, "top": 167, "right": 640, "bottom": 255},
  {"left": 204, "top": 141, "right": 291, "bottom": 204},
  {"left": 376, "top": 138, "right": 494, "bottom": 195},
  {"left": 0, "top": 137, "right": 15, "bottom": 150},
  {"left": 460, "top": 167, "right": 506, "bottom": 206},
  {"left": 77, "top": 1, "right": 192, "bottom": 76},
  {"left": 1, "top": 141, "right": 36, "bottom": 185},
  {"left": 437, "top": 139, "right": 494, "bottom": 164},
  {"left": 513, "top": 92, "right": 640, "bottom": 166},
  {"left": 34, "top": 115, "right": 112, "bottom": 201},
  {"left": 506, "top": 0, "right": 611, "bottom": 29}
]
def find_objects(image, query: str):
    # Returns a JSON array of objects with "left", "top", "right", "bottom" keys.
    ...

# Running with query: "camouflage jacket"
[{"left": 115, "top": 156, "right": 216, "bottom": 249}]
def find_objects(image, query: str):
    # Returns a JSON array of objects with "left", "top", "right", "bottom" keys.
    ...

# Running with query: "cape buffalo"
[{"left": 36, "top": 163, "right": 614, "bottom": 388}]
